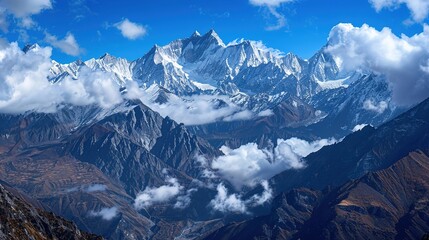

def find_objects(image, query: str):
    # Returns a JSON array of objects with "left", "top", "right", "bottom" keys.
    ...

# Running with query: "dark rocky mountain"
[
  {"left": 0, "top": 100, "right": 223, "bottom": 239},
  {"left": 204, "top": 97, "right": 429, "bottom": 240},
  {"left": 270, "top": 96, "right": 429, "bottom": 195},
  {"left": 0, "top": 183, "right": 102, "bottom": 240},
  {"left": 206, "top": 150, "right": 429, "bottom": 240}
]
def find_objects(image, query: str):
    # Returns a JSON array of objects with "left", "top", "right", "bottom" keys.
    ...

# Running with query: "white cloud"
[
  {"left": 352, "top": 124, "right": 369, "bottom": 132},
  {"left": 327, "top": 23, "right": 429, "bottom": 106},
  {"left": 0, "top": 41, "right": 123, "bottom": 113},
  {"left": 257, "top": 109, "right": 274, "bottom": 117},
  {"left": 125, "top": 83, "right": 258, "bottom": 125},
  {"left": 134, "top": 177, "right": 183, "bottom": 210},
  {"left": 114, "top": 19, "right": 147, "bottom": 40},
  {"left": 45, "top": 32, "right": 83, "bottom": 56},
  {"left": 209, "top": 183, "right": 248, "bottom": 213},
  {"left": 209, "top": 180, "right": 273, "bottom": 214},
  {"left": 0, "top": 0, "right": 52, "bottom": 30},
  {"left": 249, "top": 0, "right": 293, "bottom": 7},
  {"left": 85, "top": 184, "right": 107, "bottom": 193},
  {"left": 89, "top": 207, "right": 119, "bottom": 221},
  {"left": 249, "top": 0, "right": 293, "bottom": 31},
  {"left": 363, "top": 99, "right": 388, "bottom": 113},
  {"left": 174, "top": 188, "right": 197, "bottom": 209},
  {"left": 369, "top": 0, "right": 429, "bottom": 22},
  {"left": 211, "top": 138, "right": 336, "bottom": 189},
  {"left": 0, "top": 0, "right": 51, "bottom": 17},
  {"left": 247, "top": 180, "right": 273, "bottom": 206}
]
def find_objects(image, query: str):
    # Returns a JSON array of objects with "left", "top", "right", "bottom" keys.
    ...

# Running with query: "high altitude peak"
[
  {"left": 191, "top": 30, "right": 201, "bottom": 38},
  {"left": 202, "top": 29, "right": 224, "bottom": 46},
  {"left": 99, "top": 52, "right": 114, "bottom": 60},
  {"left": 207, "top": 29, "right": 218, "bottom": 37}
]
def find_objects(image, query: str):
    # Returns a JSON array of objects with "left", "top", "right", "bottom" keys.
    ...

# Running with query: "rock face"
[{"left": 0, "top": 183, "right": 102, "bottom": 240}]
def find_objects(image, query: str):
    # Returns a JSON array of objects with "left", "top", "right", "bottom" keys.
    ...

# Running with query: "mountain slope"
[
  {"left": 205, "top": 150, "right": 429, "bottom": 240},
  {"left": 0, "top": 183, "right": 102, "bottom": 240}
]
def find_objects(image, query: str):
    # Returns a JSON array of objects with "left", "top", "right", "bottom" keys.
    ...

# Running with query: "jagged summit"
[{"left": 191, "top": 30, "right": 201, "bottom": 38}]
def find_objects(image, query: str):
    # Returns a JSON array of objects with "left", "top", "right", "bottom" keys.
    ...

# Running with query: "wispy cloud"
[
  {"left": 89, "top": 207, "right": 119, "bottom": 220},
  {"left": 363, "top": 99, "right": 388, "bottom": 114},
  {"left": 125, "top": 83, "right": 257, "bottom": 125},
  {"left": 249, "top": 0, "right": 294, "bottom": 31},
  {"left": 45, "top": 32, "right": 83, "bottom": 56},
  {"left": 0, "top": 0, "right": 52, "bottom": 30},
  {"left": 369, "top": 0, "right": 429, "bottom": 22},
  {"left": 114, "top": 18, "right": 147, "bottom": 40}
]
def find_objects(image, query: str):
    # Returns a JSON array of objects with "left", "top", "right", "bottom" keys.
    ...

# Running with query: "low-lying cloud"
[
  {"left": 85, "top": 184, "right": 107, "bottom": 193},
  {"left": 126, "top": 83, "right": 258, "bottom": 125},
  {"left": 89, "top": 207, "right": 119, "bottom": 220},
  {"left": 134, "top": 177, "right": 185, "bottom": 210},
  {"left": 211, "top": 138, "right": 336, "bottom": 189},
  {"left": 209, "top": 180, "right": 273, "bottom": 214},
  {"left": 327, "top": 23, "right": 429, "bottom": 106},
  {"left": 363, "top": 99, "right": 388, "bottom": 113}
]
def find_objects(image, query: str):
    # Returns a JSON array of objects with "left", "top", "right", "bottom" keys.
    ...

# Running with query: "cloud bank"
[
  {"left": 327, "top": 23, "right": 429, "bottom": 106},
  {"left": 115, "top": 18, "right": 147, "bottom": 40},
  {"left": 369, "top": 0, "right": 429, "bottom": 22},
  {"left": 0, "top": 41, "right": 123, "bottom": 113},
  {"left": 212, "top": 138, "right": 336, "bottom": 189},
  {"left": 125, "top": 83, "right": 257, "bottom": 125}
]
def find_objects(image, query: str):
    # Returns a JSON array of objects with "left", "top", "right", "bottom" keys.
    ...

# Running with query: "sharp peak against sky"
[{"left": 0, "top": 0, "right": 428, "bottom": 63}]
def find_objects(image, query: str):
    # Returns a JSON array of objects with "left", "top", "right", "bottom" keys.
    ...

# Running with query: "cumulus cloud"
[
  {"left": 209, "top": 183, "right": 247, "bottom": 213},
  {"left": 369, "top": 0, "right": 429, "bottom": 22},
  {"left": 249, "top": 0, "right": 293, "bottom": 31},
  {"left": 89, "top": 207, "right": 119, "bottom": 220},
  {"left": 134, "top": 177, "right": 183, "bottom": 210},
  {"left": 209, "top": 180, "right": 273, "bottom": 214},
  {"left": 212, "top": 138, "right": 336, "bottom": 189},
  {"left": 327, "top": 23, "right": 429, "bottom": 106},
  {"left": 363, "top": 99, "right": 388, "bottom": 113},
  {"left": 114, "top": 18, "right": 147, "bottom": 40},
  {"left": 0, "top": 0, "right": 52, "bottom": 30},
  {"left": 45, "top": 32, "right": 83, "bottom": 56},
  {"left": 0, "top": 41, "right": 123, "bottom": 113}
]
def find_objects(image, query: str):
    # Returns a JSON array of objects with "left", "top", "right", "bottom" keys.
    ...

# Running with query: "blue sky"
[{"left": 0, "top": 0, "right": 427, "bottom": 63}]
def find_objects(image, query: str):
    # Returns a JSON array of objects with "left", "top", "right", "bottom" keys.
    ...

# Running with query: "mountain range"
[{"left": 0, "top": 30, "right": 427, "bottom": 239}]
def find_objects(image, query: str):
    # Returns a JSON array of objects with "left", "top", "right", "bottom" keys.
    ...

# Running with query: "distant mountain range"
[{"left": 0, "top": 30, "right": 427, "bottom": 239}]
